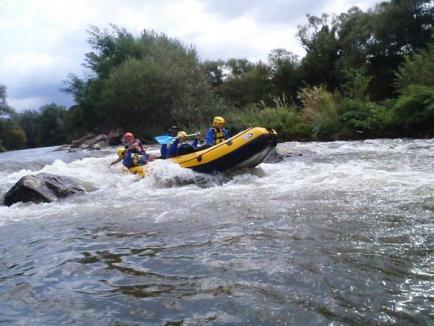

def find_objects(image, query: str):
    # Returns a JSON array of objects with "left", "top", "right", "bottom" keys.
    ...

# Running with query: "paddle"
[{"left": 154, "top": 133, "right": 197, "bottom": 145}]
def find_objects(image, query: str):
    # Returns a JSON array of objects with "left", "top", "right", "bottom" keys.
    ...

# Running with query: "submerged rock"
[
  {"left": 264, "top": 147, "right": 303, "bottom": 163},
  {"left": 3, "top": 173, "right": 84, "bottom": 206}
]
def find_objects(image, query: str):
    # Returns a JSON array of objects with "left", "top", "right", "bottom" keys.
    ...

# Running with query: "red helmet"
[{"left": 124, "top": 132, "right": 134, "bottom": 140}]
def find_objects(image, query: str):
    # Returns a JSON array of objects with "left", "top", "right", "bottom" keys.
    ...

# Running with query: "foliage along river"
[{"left": 0, "top": 139, "right": 433, "bottom": 325}]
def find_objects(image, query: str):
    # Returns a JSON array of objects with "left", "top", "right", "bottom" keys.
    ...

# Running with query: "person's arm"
[
  {"left": 224, "top": 128, "right": 230, "bottom": 139},
  {"left": 205, "top": 128, "right": 214, "bottom": 146},
  {"left": 129, "top": 144, "right": 142, "bottom": 153},
  {"left": 110, "top": 157, "right": 123, "bottom": 166},
  {"left": 126, "top": 139, "right": 141, "bottom": 153},
  {"left": 192, "top": 139, "right": 199, "bottom": 149},
  {"left": 138, "top": 153, "right": 150, "bottom": 165}
]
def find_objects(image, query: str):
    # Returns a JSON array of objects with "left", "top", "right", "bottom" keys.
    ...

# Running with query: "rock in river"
[{"left": 3, "top": 173, "right": 84, "bottom": 206}]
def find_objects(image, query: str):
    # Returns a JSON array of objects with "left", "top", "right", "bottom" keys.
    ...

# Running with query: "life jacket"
[
  {"left": 123, "top": 151, "right": 149, "bottom": 168},
  {"left": 211, "top": 127, "right": 226, "bottom": 144},
  {"left": 132, "top": 153, "right": 148, "bottom": 166}
]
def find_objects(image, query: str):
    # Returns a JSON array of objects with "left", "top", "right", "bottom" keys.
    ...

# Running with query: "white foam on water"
[{"left": 0, "top": 139, "right": 433, "bottom": 226}]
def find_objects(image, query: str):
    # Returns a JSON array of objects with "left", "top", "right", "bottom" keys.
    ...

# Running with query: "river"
[{"left": 0, "top": 139, "right": 433, "bottom": 325}]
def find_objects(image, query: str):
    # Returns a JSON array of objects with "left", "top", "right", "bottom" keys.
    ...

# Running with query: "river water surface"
[{"left": 0, "top": 139, "right": 433, "bottom": 325}]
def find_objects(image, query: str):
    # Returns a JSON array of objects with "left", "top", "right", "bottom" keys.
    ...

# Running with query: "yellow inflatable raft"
[
  {"left": 171, "top": 127, "right": 277, "bottom": 173},
  {"left": 123, "top": 165, "right": 149, "bottom": 177}
]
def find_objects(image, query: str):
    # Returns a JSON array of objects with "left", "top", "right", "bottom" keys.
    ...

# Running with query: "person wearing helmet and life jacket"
[
  {"left": 110, "top": 146, "right": 151, "bottom": 168},
  {"left": 110, "top": 147, "right": 127, "bottom": 166},
  {"left": 123, "top": 132, "right": 145, "bottom": 155},
  {"left": 205, "top": 116, "right": 229, "bottom": 146},
  {"left": 168, "top": 131, "right": 201, "bottom": 157},
  {"left": 160, "top": 125, "right": 180, "bottom": 159}
]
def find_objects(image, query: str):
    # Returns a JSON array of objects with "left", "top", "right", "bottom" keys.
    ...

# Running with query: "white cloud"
[
  {"left": 8, "top": 96, "right": 48, "bottom": 111},
  {"left": 0, "top": 0, "right": 382, "bottom": 109},
  {"left": 2, "top": 52, "right": 71, "bottom": 78}
]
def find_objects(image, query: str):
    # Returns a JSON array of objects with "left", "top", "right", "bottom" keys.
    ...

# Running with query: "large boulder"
[
  {"left": 70, "top": 132, "right": 97, "bottom": 148},
  {"left": 3, "top": 173, "right": 84, "bottom": 206},
  {"left": 107, "top": 130, "right": 123, "bottom": 146},
  {"left": 70, "top": 130, "right": 123, "bottom": 150},
  {"left": 79, "top": 134, "right": 108, "bottom": 149}
]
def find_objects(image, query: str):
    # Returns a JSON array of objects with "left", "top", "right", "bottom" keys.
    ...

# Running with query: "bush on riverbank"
[
  {"left": 393, "top": 85, "right": 434, "bottom": 136},
  {"left": 226, "top": 104, "right": 310, "bottom": 140},
  {"left": 2, "top": 125, "right": 27, "bottom": 150}
]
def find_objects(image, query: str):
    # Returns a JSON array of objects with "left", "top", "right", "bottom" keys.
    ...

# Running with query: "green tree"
[
  {"left": 393, "top": 85, "right": 434, "bottom": 135},
  {"left": 0, "top": 84, "right": 14, "bottom": 119},
  {"left": 3, "top": 124, "right": 27, "bottom": 150},
  {"left": 297, "top": 1, "right": 433, "bottom": 100},
  {"left": 298, "top": 14, "right": 341, "bottom": 90},
  {"left": 341, "top": 68, "right": 372, "bottom": 100},
  {"left": 36, "top": 104, "right": 68, "bottom": 146},
  {"left": 216, "top": 61, "right": 272, "bottom": 107},
  {"left": 395, "top": 44, "right": 434, "bottom": 92},
  {"left": 268, "top": 49, "right": 301, "bottom": 102},
  {"left": 64, "top": 26, "right": 222, "bottom": 137},
  {"left": 225, "top": 58, "right": 254, "bottom": 78},
  {"left": 367, "top": 0, "right": 433, "bottom": 98},
  {"left": 17, "top": 110, "right": 40, "bottom": 148},
  {"left": 0, "top": 84, "right": 16, "bottom": 150},
  {"left": 201, "top": 59, "right": 225, "bottom": 87}
]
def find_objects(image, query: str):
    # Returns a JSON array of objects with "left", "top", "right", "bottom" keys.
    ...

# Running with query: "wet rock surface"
[
  {"left": 70, "top": 130, "right": 123, "bottom": 150},
  {"left": 264, "top": 147, "right": 303, "bottom": 163},
  {"left": 3, "top": 173, "right": 84, "bottom": 206}
]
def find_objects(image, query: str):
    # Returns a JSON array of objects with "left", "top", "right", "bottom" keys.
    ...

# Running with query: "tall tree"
[
  {"left": 216, "top": 61, "right": 272, "bottom": 107},
  {"left": 0, "top": 84, "right": 13, "bottom": 117},
  {"left": 201, "top": 60, "right": 225, "bottom": 87},
  {"left": 268, "top": 48, "right": 301, "bottom": 102},
  {"left": 0, "top": 84, "right": 16, "bottom": 150},
  {"left": 64, "top": 26, "right": 223, "bottom": 137},
  {"left": 367, "top": 0, "right": 434, "bottom": 98},
  {"left": 298, "top": 14, "right": 341, "bottom": 90}
]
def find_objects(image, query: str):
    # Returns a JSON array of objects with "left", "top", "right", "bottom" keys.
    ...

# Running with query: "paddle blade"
[{"left": 154, "top": 135, "right": 175, "bottom": 144}]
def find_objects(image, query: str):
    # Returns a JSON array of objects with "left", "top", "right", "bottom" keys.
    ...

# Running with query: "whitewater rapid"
[
  {"left": 0, "top": 139, "right": 433, "bottom": 324},
  {"left": 1, "top": 139, "right": 432, "bottom": 227}
]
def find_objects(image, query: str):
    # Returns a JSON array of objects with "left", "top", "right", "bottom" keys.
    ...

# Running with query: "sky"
[{"left": 0, "top": 0, "right": 380, "bottom": 112}]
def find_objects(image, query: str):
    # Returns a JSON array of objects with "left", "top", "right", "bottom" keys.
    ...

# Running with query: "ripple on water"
[{"left": 1, "top": 140, "right": 434, "bottom": 324}]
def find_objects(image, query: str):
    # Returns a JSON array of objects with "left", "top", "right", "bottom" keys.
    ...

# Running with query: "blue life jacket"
[{"left": 123, "top": 150, "right": 149, "bottom": 168}]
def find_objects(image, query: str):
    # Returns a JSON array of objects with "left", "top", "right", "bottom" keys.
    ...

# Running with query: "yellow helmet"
[
  {"left": 213, "top": 116, "right": 225, "bottom": 125},
  {"left": 177, "top": 131, "right": 187, "bottom": 139},
  {"left": 116, "top": 147, "right": 126, "bottom": 158}
]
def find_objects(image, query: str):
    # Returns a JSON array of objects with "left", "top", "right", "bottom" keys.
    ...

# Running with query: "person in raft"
[
  {"left": 123, "top": 132, "right": 145, "bottom": 154},
  {"left": 205, "top": 116, "right": 229, "bottom": 146},
  {"left": 160, "top": 125, "right": 180, "bottom": 159},
  {"left": 168, "top": 131, "right": 201, "bottom": 157},
  {"left": 110, "top": 147, "right": 152, "bottom": 168}
]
